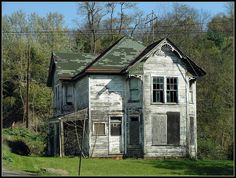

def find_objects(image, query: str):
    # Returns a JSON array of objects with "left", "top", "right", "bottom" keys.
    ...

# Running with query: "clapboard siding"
[
  {"left": 142, "top": 45, "right": 194, "bottom": 157},
  {"left": 75, "top": 76, "right": 89, "bottom": 110},
  {"left": 89, "top": 75, "right": 125, "bottom": 157}
]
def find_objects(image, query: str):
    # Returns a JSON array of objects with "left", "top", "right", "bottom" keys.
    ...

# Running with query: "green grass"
[{"left": 3, "top": 144, "right": 234, "bottom": 176}]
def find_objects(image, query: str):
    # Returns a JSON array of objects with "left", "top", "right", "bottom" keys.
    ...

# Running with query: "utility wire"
[{"left": 2, "top": 21, "right": 233, "bottom": 34}]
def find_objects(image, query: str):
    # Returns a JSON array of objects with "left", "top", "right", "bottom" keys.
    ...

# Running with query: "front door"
[
  {"left": 129, "top": 116, "right": 140, "bottom": 146},
  {"left": 109, "top": 116, "right": 122, "bottom": 154}
]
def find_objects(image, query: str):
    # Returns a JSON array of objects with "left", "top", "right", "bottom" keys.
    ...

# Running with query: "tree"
[{"left": 77, "top": 2, "right": 107, "bottom": 53}]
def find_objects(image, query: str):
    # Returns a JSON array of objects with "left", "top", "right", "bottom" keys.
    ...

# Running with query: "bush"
[
  {"left": 2, "top": 127, "right": 46, "bottom": 156},
  {"left": 198, "top": 139, "right": 228, "bottom": 160}
]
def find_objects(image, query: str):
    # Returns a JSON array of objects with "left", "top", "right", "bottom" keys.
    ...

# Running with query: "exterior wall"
[
  {"left": 142, "top": 44, "right": 196, "bottom": 158},
  {"left": 75, "top": 76, "right": 89, "bottom": 110},
  {"left": 89, "top": 75, "right": 125, "bottom": 157},
  {"left": 52, "top": 71, "right": 63, "bottom": 117}
]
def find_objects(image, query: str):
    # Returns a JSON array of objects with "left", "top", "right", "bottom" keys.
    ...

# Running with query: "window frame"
[
  {"left": 151, "top": 75, "right": 179, "bottom": 104},
  {"left": 93, "top": 122, "right": 106, "bottom": 136},
  {"left": 129, "top": 78, "right": 140, "bottom": 102},
  {"left": 152, "top": 76, "right": 165, "bottom": 103},
  {"left": 109, "top": 116, "right": 122, "bottom": 137},
  {"left": 166, "top": 77, "right": 178, "bottom": 103}
]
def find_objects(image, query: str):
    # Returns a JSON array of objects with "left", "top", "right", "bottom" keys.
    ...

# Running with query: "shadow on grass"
[{"left": 143, "top": 159, "right": 233, "bottom": 175}]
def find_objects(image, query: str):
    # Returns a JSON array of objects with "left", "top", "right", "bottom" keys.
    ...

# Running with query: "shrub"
[{"left": 3, "top": 127, "right": 46, "bottom": 156}]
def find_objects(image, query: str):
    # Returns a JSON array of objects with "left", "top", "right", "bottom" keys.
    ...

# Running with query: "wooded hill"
[{"left": 2, "top": 2, "right": 234, "bottom": 159}]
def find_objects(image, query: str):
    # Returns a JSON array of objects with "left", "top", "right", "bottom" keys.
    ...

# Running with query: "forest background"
[{"left": 2, "top": 2, "right": 234, "bottom": 159}]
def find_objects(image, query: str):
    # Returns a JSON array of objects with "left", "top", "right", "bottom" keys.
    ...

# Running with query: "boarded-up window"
[
  {"left": 153, "top": 77, "right": 164, "bottom": 103},
  {"left": 152, "top": 115, "right": 167, "bottom": 145},
  {"left": 129, "top": 78, "right": 140, "bottom": 101},
  {"left": 167, "top": 112, "right": 180, "bottom": 145},
  {"left": 110, "top": 117, "right": 122, "bottom": 136},
  {"left": 166, "top": 78, "right": 178, "bottom": 103},
  {"left": 190, "top": 116, "right": 194, "bottom": 145},
  {"left": 94, "top": 123, "right": 105, "bottom": 136},
  {"left": 129, "top": 117, "right": 139, "bottom": 145},
  {"left": 152, "top": 112, "right": 180, "bottom": 145}
]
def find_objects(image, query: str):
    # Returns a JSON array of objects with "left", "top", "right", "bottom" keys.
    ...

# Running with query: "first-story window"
[
  {"left": 153, "top": 77, "right": 164, "bottom": 103},
  {"left": 93, "top": 123, "right": 105, "bottom": 136},
  {"left": 110, "top": 117, "right": 122, "bottom": 136},
  {"left": 152, "top": 112, "right": 180, "bottom": 145}
]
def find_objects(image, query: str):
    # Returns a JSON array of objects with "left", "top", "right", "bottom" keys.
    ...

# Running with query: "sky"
[{"left": 2, "top": 1, "right": 229, "bottom": 29}]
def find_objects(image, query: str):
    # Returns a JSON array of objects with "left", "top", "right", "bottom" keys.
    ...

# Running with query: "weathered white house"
[{"left": 47, "top": 37, "right": 206, "bottom": 158}]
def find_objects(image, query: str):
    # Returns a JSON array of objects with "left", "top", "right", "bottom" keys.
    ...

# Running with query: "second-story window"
[
  {"left": 166, "top": 77, "right": 178, "bottom": 103},
  {"left": 65, "top": 85, "right": 73, "bottom": 105},
  {"left": 152, "top": 77, "right": 178, "bottom": 104},
  {"left": 129, "top": 78, "right": 140, "bottom": 101},
  {"left": 153, "top": 77, "right": 164, "bottom": 103}
]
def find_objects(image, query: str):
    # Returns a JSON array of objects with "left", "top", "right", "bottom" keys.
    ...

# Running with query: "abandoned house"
[{"left": 46, "top": 36, "right": 206, "bottom": 158}]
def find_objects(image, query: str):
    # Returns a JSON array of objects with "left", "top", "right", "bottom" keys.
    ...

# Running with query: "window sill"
[
  {"left": 151, "top": 144, "right": 180, "bottom": 146},
  {"left": 151, "top": 102, "right": 179, "bottom": 105},
  {"left": 128, "top": 100, "right": 140, "bottom": 103}
]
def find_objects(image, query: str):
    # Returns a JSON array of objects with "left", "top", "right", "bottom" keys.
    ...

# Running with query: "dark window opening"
[
  {"left": 111, "top": 123, "right": 121, "bottom": 136},
  {"left": 129, "top": 116, "right": 140, "bottom": 145},
  {"left": 166, "top": 77, "right": 178, "bottom": 103},
  {"left": 167, "top": 112, "right": 180, "bottom": 145},
  {"left": 110, "top": 117, "right": 122, "bottom": 136},
  {"left": 153, "top": 77, "right": 164, "bottom": 103}
]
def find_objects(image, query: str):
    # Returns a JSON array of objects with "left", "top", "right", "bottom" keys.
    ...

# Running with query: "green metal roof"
[
  {"left": 47, "top": 36, "right": 205, "bottom": 87},
  {"left": 87, "top": 37, "right": 146, "bottom": 72},
  {"left": 54, "top": 52, "right": 96, "bottom": 78}
]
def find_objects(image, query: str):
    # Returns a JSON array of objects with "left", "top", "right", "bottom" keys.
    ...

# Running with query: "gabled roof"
[
  {"left": 47, "top": 36, "right": 206, "bottom": 87},
  {"left": 47, "top": 52, "right": 95, "bottom": 86},
  {"left": 86, "top": 36, "right": 146, "bottom": 73},
  {"left": 123, "top": 38, "right": 206, "bottom": 78}
]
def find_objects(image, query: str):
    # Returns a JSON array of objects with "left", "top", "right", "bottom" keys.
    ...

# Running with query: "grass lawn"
[{"left": 3, "top": 144, "right": 234, "bottom": 176}]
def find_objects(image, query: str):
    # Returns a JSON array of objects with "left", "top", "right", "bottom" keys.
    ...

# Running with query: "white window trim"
[
  {"left": 151, "top": 75, "right": 179, "bottom": 105},
  {"left": 93, "top": 122, "right": 106, "bottom": 136},
  {"left": 129, "top": 78, "right": 141, "bottom": 102},
  {"left": 109, "top": 116, "right": 123, "bottom": 137}
]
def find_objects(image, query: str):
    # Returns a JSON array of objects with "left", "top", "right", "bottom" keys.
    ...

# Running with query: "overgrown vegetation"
[
  {"left": 2, "top": 2, "right": 234, "bottom": 160},
  {"left": 3, "top": 128, "right": 46, "bottom": 156}
]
